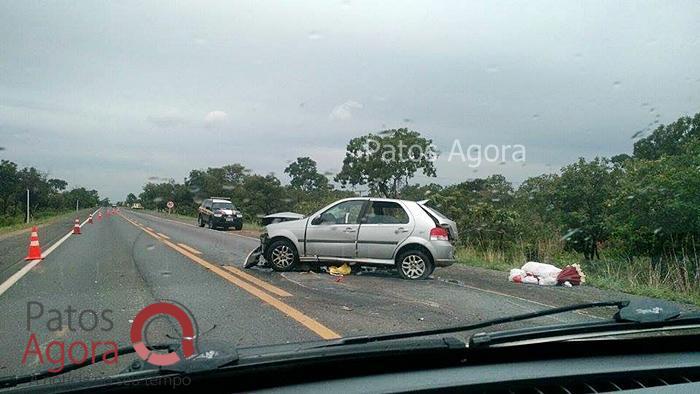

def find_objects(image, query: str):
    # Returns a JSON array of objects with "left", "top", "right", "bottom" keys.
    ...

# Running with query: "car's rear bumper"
[
  {"left": 431, "top": 241, "right": 456, "bottom": 267},
  {"left": 435, "top": 258, "right": 455, "bottom": 267}
]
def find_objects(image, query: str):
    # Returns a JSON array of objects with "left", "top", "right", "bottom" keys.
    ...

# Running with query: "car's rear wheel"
[
  {"left": 234, "top": 223, "right": 242, "bottom": 231},
  {"left": 396, "top": 249, "right": 433, "bottom": 280},
  {"left": 266, "top": 239, "right": 298, "bottom": 272}
]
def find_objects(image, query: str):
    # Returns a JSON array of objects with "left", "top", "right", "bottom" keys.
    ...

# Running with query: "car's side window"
[
  {"left": 363, "top": 202, "right": 409, "bottom": 224},
  {"left": 318, "top": 200, "right": 366, "bottom": 225}
]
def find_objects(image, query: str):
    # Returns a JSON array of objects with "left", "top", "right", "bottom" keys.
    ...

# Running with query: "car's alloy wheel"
[
  {"left": 271, "top": 244, "right": 295, "bottom": 269},
  {"left": 396, "top": 249, "right": 433, "bottom": 280},
  {"left": 400, "top": 254, "right": 426, "bottom": 279}
]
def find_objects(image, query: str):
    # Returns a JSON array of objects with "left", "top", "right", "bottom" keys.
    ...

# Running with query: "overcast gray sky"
[{"left": 1, "top": 0, "right": 699, "bottom": 200}]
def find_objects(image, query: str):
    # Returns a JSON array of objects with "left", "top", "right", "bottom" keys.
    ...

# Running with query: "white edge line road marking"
[
  {"left": 0, "top": 208, "right": 101, "bottom": 297},
  {"left": 129, "top": 210, "right": 259, "bottom": 240}
]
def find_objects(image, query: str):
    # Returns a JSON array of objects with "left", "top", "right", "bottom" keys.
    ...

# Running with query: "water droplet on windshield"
[
  {"left": 613, "top": 80, "right": 622, "bottom": 88},
  {"left": 561, "top": 228, "right": 581, "bottom": 241},
  {"left": 307, "top": 30, "right": 323, "bottom": 40}
]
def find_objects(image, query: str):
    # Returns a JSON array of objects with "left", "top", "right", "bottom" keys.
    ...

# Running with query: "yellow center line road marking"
[
  {"left": 130, "top": 210, "right": 260, "bottom": 240},
  {"left": 157, "top": 232, "right": 170, "bottom": 239},
  {"left": 118, "top": 213, "right": 340, "bottom": 340},
  {"left": 177, "top": 243, "right": 202, "bottom": 255},
  {"left": 222, "top": 266, "right": 292, "bottom": 297},
  {"left": 145, "top": 226, "right": 154, "bottom": 232}
]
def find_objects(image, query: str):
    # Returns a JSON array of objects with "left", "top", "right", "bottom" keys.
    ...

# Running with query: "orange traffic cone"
[
  {"left": 88, "top": 215, "right": 93, "bottom": 224},
  {"left": 73, "top": 218, "right": 81, "bottom": 235},
  {"left": 25, "top": 226, "right": 43, "bottom": 260}
]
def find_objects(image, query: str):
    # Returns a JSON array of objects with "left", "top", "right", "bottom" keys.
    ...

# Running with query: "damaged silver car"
[{"left": 245, "top": 198, "right": 457, "bottom": 279}]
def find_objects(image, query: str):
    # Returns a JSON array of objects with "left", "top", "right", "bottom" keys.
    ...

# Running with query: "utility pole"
[
  {"left": 26, "top": 188, "right": 29, "bottom": 223},
  {"left": 76, "top": 199, "right": 79, "bottom": 212}
]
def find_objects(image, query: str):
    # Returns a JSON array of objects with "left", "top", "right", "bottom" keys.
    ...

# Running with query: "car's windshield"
[
  {"left": 1, "top": 0, "right": 698, "bottom": 388},
  {"left": 212, "top": 202, "right": 235, "bottom": 210}
]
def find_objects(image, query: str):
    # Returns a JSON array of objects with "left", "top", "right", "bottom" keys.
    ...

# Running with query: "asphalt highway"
[{"left": 0, "top": 208, "right": 693, "bottom": 385}]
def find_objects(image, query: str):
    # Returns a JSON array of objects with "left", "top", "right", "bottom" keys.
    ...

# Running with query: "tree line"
[
  {"left": 0, "top": 160, "right": 102, "bottom": 226},
  {"left": 130, "top": 113, "right": 699, "bottom": 276}
]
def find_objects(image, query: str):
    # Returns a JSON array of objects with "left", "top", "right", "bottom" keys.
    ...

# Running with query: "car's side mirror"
[{"left": 311, "top": 216, "right": 322, "bottom": 225}]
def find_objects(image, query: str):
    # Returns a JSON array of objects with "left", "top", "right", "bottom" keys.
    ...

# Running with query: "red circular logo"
[{"left": 130, "top": 301, "right": 197, "bottom": 366}]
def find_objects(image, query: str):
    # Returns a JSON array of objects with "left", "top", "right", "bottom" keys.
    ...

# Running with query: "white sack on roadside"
[
  {"left": 537, "top": 276, "right": 558, "bottom": 286},
  {"left": 508, "top": 268, "right": 526, "bottom": 282},
  {"left": 521, "top": 261, "right": 561, "bottom": 280}
]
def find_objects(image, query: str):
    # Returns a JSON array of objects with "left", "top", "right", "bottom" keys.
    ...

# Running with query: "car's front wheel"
[
  {"left": 197, "top": 215, "right": 205, "bottom": 227},
  {"left": 207, "top": 217, "right": 214, "bottom": 229},
  {"left": 266, "top": 239, "right": 298, "bottom": 272},
  {"left": 396, "top": 249, "right": 433, "bottom": 280}
]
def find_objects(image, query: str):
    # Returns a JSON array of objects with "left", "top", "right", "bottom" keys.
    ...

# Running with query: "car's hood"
[
  {"left": 266, "top": 217, "right": 308, "bottom": 231},
  {"left": 217, "top": 209, "right": 241, "bottom": 216}
]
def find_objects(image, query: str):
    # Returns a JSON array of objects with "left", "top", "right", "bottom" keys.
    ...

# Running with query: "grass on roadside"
[
  {"left": 0, "top": 209, "right": 92, "bottom": 236},
  {"left": 456, "top": 246, "right": 700, "bottom": 306}
]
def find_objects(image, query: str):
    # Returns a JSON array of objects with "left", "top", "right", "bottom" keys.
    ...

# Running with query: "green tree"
[
  {"left": 125, "top": 193, "right": 138, "bottom": 205},
  {"left": 284, "top": 157, "right": 329, "bottom": 192},
  {"left": 335, "top": 128, "right": 437, "bottom": 197},
  {"left": 554, "top": 157, "right": 618, "bottom": 260},
  {"left": 633, "top": 113, "right": 700, "bottom": 160},
  {"left": 399, "top": 183, "right": 443, "bottom": 201},
  {"left": 609, "top": 139, "right": 700, "bottom": 269}
]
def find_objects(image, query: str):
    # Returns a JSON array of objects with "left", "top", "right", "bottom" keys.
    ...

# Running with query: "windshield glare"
[{"left": 0, "top": 0, "right": 698, "bottom": 387}]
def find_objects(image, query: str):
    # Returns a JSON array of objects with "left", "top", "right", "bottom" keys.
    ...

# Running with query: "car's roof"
[
  {"left": 338, "top": 197, "right": 417, "bottom": 205},
  {"left": 211, "top": 198, "right": 232, "bottom": 203}
]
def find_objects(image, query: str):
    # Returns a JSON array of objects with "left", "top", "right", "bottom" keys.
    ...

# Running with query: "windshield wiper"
[
  {"left": 313, "top": 299, "right": 698, "bottom": 350},
  {"left": 311, "top": 301, "right": 631, "bottom": 349},
  {"left": 0, "top": 343, "right": 176, "bottom": 389}
]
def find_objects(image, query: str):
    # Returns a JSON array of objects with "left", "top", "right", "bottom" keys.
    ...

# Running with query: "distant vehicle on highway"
[
  {"left": 131, "top": 203, "right": 143, "bottom": 209},
  {"left": 248, "top": 198, "right": 457, "bottom": 279},
  {"left": 198, "top": 197, "right": 243, "bottom": 230}
]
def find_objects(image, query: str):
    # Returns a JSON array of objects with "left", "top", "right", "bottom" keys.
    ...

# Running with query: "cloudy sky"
[{"left": 1, "top": 0, "right": 699, "bottom": 200}]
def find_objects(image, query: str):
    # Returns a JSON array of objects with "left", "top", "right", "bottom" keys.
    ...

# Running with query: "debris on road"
[
  {"left": 341, "top": 305, "right": 353, "bottom": 311},
  {"left": 509, "top": 261, "right": 586, "bottom": 286},
  {"left": 328, "top": 263, "right": 352, "bottom": 276}
]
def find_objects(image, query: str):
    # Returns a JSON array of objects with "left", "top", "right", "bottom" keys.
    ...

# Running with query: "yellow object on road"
[{"left": 329, "top": 263, "right": 352, "bottom": 276}]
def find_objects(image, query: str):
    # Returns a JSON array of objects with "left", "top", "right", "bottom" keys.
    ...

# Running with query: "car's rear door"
[
  {"left": 305, "top": 199, "right": 367, "bottom": 259},
  {"left": 356, "top": 200, "right": 415, "bottom": 260}
]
